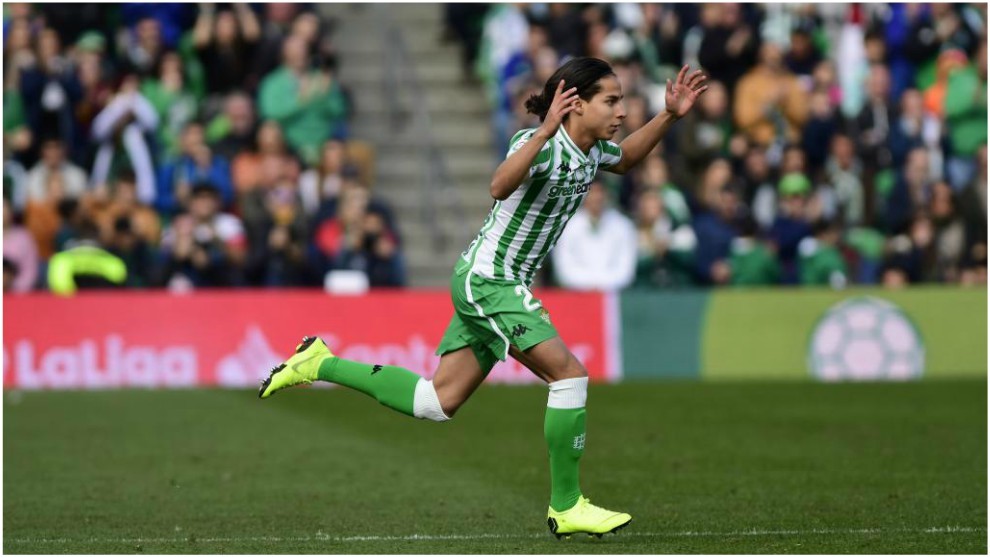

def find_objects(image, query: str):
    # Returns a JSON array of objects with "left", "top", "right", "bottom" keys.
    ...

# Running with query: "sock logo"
[
  {"left": 510, "top": 324, "right": 529, "bottom": 338},
  {"left": 572, "top": 433, "right": 585, "bottom": 450},
  {"left": 371, "top": 364, "right": 383, "bottom": 375}
]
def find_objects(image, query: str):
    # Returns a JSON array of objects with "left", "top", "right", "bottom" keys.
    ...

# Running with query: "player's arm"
[
  {"left": 490, "top": 128, "right": 554, "bottom": 200},
  {"left": 490, "top": 80, "right": 579, "bottom": 200},
  {"left": 608, "top": 66, "right": 708, "bottom": 175}
]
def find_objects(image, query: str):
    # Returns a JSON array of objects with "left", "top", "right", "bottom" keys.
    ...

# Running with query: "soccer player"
[{"left": 259, "top": 58, "right": 708, "bottom": 538}]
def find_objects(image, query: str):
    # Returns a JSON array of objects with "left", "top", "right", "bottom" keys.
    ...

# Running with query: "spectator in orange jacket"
[{"left": 733, "top": 42, "right": 809, "bottom": 147}]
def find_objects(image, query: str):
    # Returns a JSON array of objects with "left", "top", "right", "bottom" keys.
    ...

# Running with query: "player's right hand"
[{"left": 538, "top": 80, "right": 580, "bottom": 138}]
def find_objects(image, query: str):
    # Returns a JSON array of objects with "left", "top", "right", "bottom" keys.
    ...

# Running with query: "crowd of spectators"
[
  {"left": 3, "top": 3, "right": 406, "bottom": 294},
  {"left": 457, "top": 3, "right": 987, "bottom": 289},
  {"left": 4, "top": 4, "right": 987, "bottom": 294}
]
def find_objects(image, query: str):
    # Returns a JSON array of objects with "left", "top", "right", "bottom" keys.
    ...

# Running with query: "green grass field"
[{"left": 4, "top": 380, "right": 986, "bottom": 554}]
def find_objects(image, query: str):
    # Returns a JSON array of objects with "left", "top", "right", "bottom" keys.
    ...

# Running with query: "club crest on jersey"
[{"left": 557, "top": 161, "right": 595, "bottom": 184}]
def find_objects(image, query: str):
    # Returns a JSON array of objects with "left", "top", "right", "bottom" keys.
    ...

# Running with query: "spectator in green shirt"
[
  {"left": 141, "top": 51, "right": 199, "bottom": 160},
  {"left": 632, "top": 186, "right": 696, "bottom": 288},
  {"left": 258, "top": 34, "right": 347, "bottom": 166},
  {"left": 944, "top": 42, "right": 987, "bottom": 191},
  {"left": 799, "top": 220, "right": 848, "bottom": 289},
  {"left": 729, "top": 217, "right": 780, "bottom": 287}
]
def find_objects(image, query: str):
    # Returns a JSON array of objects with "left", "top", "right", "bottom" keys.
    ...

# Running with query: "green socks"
[
  {"left": 313, "top": 356, "right": 591, "bottom": 510},
  {"left": 317, "top": 357, "right": 421, "bottom": 417},
  {"left": 545, "top": 377, "right": 589, "bottom": 512}
]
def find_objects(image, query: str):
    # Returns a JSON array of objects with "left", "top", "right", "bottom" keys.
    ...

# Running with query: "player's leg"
[
  {"left": 258, "top": 337, "right": 484, "bottom": 422},
  {"left": 430, "top": 346, "right": 487, "bottom": 417},
  {"left": 512, "top": 338, "right": 588, "bottom": 512},
  {"left": 508, "top": 342, "right": 584, "bottom": 383},
  {"left": 511, "top": 337, "right": 631, "bottom": 538}
]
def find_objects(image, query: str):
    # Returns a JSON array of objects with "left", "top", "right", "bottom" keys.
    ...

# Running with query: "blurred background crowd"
[
  {"left": 460, "top": 2, "right": 988, "bottom": 289},
  {"left": 3, "top": 2, "right": 405, "bottom": 294},
  {"left": 2, "top": 3, "right": 987, "bottom": 294}
]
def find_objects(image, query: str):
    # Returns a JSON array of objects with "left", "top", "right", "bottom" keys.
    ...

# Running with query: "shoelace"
[{"left": 581, "top": 497, "right": 619, "bottom": 518}]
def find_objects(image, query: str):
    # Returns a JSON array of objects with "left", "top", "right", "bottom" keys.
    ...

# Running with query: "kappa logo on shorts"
[{"left": 510, "top": 324, "right": 530, "bottom": 338}]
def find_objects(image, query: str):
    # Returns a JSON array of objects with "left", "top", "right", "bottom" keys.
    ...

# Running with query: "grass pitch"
[{"left": 3, "top": 380, "right": 986, "bottom": 554}]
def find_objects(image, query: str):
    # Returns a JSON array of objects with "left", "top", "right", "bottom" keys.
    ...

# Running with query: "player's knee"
[
  {"left": 436, "top": 386, "right": 466, "bottom": 418},
  {"left": 572, "top": 361, "right": 589, "bottom": 378},
  {"left": 556, "top": 359, "right": 588, "bottom": 380},
  {"left": 439, "top": 397, "right": 462, "bottom": 418},
  {"left": 413, "top": 379, "right": 453, "bottom": 422}
]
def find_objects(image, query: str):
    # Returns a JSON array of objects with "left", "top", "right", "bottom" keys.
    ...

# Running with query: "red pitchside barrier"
[{"left": 3, "top": 290, "right": 616, "bottom": 390}]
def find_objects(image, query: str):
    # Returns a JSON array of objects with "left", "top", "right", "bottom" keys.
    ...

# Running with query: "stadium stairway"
[{"left": 319, "top": 4, "right": 496, "bottom": 288}]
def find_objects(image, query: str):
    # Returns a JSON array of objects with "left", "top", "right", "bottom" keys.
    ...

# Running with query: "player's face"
[{"left": 581, "top": 76, "right": 626, "bottom": 140}]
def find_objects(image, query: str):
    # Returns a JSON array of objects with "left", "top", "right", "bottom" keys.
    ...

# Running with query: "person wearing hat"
[
  {"left": 75, "top": 31, "right": 106, "bottom": 54},
  {"left": 769, "top": 172, "right": 815, "bottom": 284}
]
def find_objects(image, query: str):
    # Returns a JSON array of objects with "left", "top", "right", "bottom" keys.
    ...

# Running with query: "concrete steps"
[{"left": 320, "top": 3, "right": 495, "bottom": 287}]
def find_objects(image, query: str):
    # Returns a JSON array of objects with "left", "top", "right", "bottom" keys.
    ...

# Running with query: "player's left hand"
[{"left": 665, "top": 65, "right": 709, "bottom": 119}]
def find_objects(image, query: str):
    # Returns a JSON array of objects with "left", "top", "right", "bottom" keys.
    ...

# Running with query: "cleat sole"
[
  {"left": 608, "top": 518, "right": 632, "bottom": 535},
  {"left": 258, "top": 364, "right": 286, "bottom": 399},
  {"left": 549, "top": 517, "right": 632, "bottom": 540},
  {"left": 259, "top": 337, "right": 324, "bottom": 400}
]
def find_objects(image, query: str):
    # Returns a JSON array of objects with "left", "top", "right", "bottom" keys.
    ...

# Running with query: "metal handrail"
[{"left": 378, "top": 5, "right": 467, "bottom": 251}]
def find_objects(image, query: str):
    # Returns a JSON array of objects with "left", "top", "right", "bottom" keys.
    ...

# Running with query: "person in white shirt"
[
  {"left": 552, "top": 180, "right": 636, "bottom": 290},
  {"left": 89, "top": 76, "right": 159, "bottom": 205},
  {"left": 24, "top": 138, "right": 88, "bottom": 207}
]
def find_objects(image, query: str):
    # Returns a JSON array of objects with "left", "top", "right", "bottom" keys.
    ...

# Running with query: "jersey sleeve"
[
  {"left": 597, "top": 140, "right": 623, "bottom": 170},
  {"left": 507, "top": 128, "right": 554, "bottom": 178}
]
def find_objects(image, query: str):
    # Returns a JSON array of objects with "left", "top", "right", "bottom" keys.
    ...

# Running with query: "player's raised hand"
[
  {"left": 538, "top": 79, "right": 580, "bottom": 137},
  {"left": 665, "top": 65, "right": 709, "bottom": 119}
]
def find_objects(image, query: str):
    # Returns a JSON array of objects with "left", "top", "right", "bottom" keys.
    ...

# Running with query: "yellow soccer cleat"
[
  {"left": 258, "top": 336, "right": 334, "bottom": 399},
  {"left": 546, "top": 496, "right": 632, "bottom": 539}
]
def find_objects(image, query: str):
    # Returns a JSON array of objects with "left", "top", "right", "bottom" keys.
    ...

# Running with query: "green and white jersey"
[{"left": 458, "top": 126, "right": 623, "bottom": 285}]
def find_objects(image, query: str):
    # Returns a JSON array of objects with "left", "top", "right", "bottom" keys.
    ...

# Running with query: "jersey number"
[{"left": 514, "top": 285, "right": 541, "bottom": 312}]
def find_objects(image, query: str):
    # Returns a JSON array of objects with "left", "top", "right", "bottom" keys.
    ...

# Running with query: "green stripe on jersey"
[
  {"left": 508, "top": 195, "right": 559, "bottom": 279},
  {"left": 491, "top": 145, "right": 569, "bottom": 278},
  {"left": 464, "top": 201, "right": 501, "bottom": 268},
  {"left": 534, "top": 144, "right": 554, "bottom": 167},
  {"left": 523, "top": 194, "right": 582, "bottom": 284},
  {"left": 509, "top": 129, "right": 530, "bottom": 147},
  {"left": 599, "top": 140, "right": 621, "bottom": 157}
]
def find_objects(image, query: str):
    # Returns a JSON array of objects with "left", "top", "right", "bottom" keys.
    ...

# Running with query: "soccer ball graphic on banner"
[{"left": 808, "top": 297, "right": 925, "bottom": 381}]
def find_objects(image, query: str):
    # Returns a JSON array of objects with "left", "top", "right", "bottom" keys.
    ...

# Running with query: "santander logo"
[{"left": 4, "top": 336, "right": 197, "bottom": 389}]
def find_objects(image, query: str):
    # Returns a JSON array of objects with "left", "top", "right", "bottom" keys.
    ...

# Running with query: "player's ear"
[{"left": 573, "top": 97, "right": 586, "bottom": 116}]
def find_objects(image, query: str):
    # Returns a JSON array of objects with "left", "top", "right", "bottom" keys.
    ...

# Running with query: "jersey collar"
[{"left": 557, "top": 126, "right": 590, "bottom": 164}]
